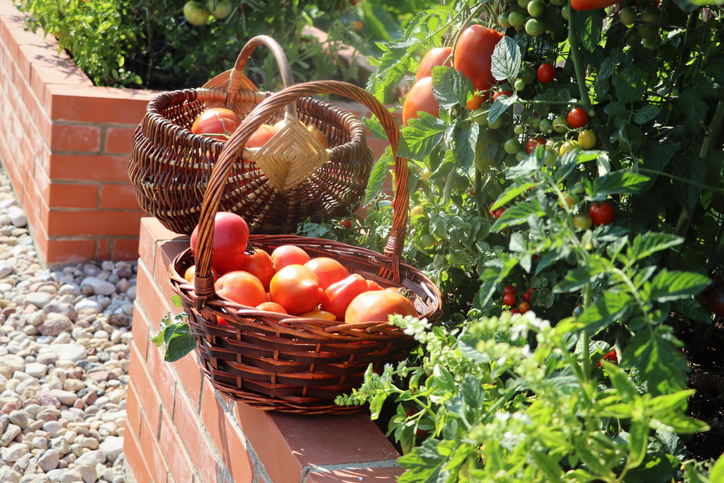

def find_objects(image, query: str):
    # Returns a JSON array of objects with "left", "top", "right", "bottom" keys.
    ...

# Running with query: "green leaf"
[
  {"left": 590, "top": 171, "right": 650, "bottom": 199},
  {"left": 628, "top": 421, "right": 649, "bottom": 470},
  {"left": 490, "top": 180, "right": 538, "bottom": 210},
  {"left": 453, "top": 124, "right": 478, "bottom": 171},
  {"left": 710, "top": 453, "right": 724, "bottom": 483},
  {"left": 602, "top": 362, "right": 638, "bottom": 403},
  {"left": 623, "top": 327, "right": 688, "bottom": 396},
  {"left": 578, "top": 292, "right": 631, "bottom": 335},
  {"left": 651, "top": 411, "right": 710, "bottom": 434},
  {"left": 158, "top": 321, "right": 196, "bottom": 362},
  {"left": 629, "top": 232, "right": 683, "bottom": 261},
  {"left": 490, "top": 36, "right": 522, "bottom": 83},
  {"left": 170, "top": 295, "right": 183, "bottom": 308},
  {"left": 680, "top": 88, "right": 709, "bottom": 136},
  {"left": 398, "top": 114, "right": 446, "bottom": 161},
  {"left": 673, "top": 157, "right": 706, "bottom": 211},
  {"left": 532, "top": 451, "right": 563, "bottom": 482},
  {"left": 493, "top": 202, "right": 547, "bottom": 231},
  {"left": 488, "top": 92, "right": 519, "bottom": 124},
  {"left": 432, "top": 364, "right": 455, "bottom": 392},
  {"left": 614, "top": 67, "right": 644, "bottom": 104},
  {"left": 633, "top": 105, "right": 660, "bottom": 124},
  {"left": 364, "top": 117, "right": 388, "bottom": 140},
  {"left": 461, "top": 374, "right": 484, "bottom": 409},
  {"left": 556, "top": 266, "right": 602, "bottom": 293},
  {"left": 431, "top": 66, "right": 471, "bottom": 110},
  {"left": 364, "top": 148, "right": 393, "bottom": 207},
  {"left": 474, "top": 254, "right": 520, "bottom": 307},
  {"left": 574, "top": 9, "right": 604, "bottom": 52},
  {"left": 631, "top": 44, "right": 658, "bottom": 72},
  {"left": 647, "top": 269, "right": 710, "bottom": 302}
]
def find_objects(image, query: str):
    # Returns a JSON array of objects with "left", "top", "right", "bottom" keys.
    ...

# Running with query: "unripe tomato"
[
  {"left": 416, "top": 47, "right": 453, "bottom": 82},
  {"left": 207, "top": 0, "right": 232, "bottom": 19},
  {"left": 488, "top": 116, "right": 503, "bottom": 129},
  {"left": 578, "top": 130, "right": 596, "bottom": 149},
  {"left": 454, "top": 25, "right": 505, "bottom": 102},
  {"left": 619, "top": 6, "right": 637, "bottom": 27},
  {"left": 499, "top": 12, "right": 512, "bottom": 28},
  {"left": 573, "top": 213, "right": 593, "bottom": 231},
  {"left": 410, "top": 205, "right": 425, "bottom": 218},
  {"left": 553, "top": 116, "right": 570, "bottom": 133},
  {"left": 559, "top": 141, "right": 579, "bottom": 155},
  {"left": 561, "top": 5, "right": 570, "bottom": 20},
  {"left": 504, "top": 138, "right": 521, "bottom": 154},
  {"left": 514, "top": 125, "right": 525, "bottom": 135},
  {"left": 540, "top": 118, "right": 553, "bottom": 133},
  {"left": 402, "top": 77, "right": 439, "bottom": 126},
  {"left": 559, "top": 191, "right": 576, "bottom": 209},
  {"left": 589, "top": 201, "right": 615, "bottom": 226},
  {"left": 527, "top": 0, "right": 546, "bottom": 17},
  {"left": 567, "top": 108, "right": 589, "bottom": 128},
  {"left": 525, "top": 137, "right": 546, "bottom": 154},
  {"left": 537, "top": 63, "right": 555, "bottom": 83},
  {"left": 525, "top": 18, "right": 545, "bottom": 36},
  {"left": 543, "top": 148, "right": 557, "bottom": 166},
  {"left": 514, "top": 79, "right": 526, "bottom": 91},
  {"left": 508, "top": 11, "right": 526, "bottom": 30},
  {"left": 183, "top": 1, "right": 210, "bottom": 26},
  {"left": 421, "top": 168, "right": 432, "bottom": 182}
]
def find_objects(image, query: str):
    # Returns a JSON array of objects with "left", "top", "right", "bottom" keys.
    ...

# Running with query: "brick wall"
[
  {"left": 126, "top": 218, "right": 403, "bottom": 483},
  {"left": 0, "top": 0, "right": 153, "bottom": 265}
]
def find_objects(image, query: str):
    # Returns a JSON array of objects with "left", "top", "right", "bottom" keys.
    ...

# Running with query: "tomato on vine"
[
  {"left": 578, "top": 130, "right": 596, "bottom": 149},
  {"left": 573, "top": 213, "right": 593, "bottom": 231},
  {"left": 340, "top": 219, "right": 352, "bottom": 230},
  {"left": 410, "top": 205, "right": 425, "bottom": 218},
  {"left": 504, "top": 138, "right": 521, "bottom": 154},
  {"left": 589, "top": 201, "right": 615, "bottom": 226},
  {"left": 416, "top": 46, "right": 452, "bottom": 82},
  {"left": 525, "top": 137, "right": 546, "bottom": 154},
  {"left": 567, "top": 107, "right": 589, "bottom": 128},
  {"left": 525, "top": 18, "right": 545, "bottom": 37},
  {"left": 537, "top": 63, "right": 555, "bottom": 83},
  {"left": 518, "top": 302, "right": 531, "bottom": 313},
  {"left": 453, "top": 25, "right": 504, "bottom": 103},
  {"left": 508, "top": 11, "right": 526, "bottom": 29},
  {"left": 402, "top": 77, "right": 439, "bottom": 126},
  {"left": 503, "top": 293, "right": 517, "bottom": 306},
  {"left": 504, "top": 285, "right": 517, "bottom": 295}
]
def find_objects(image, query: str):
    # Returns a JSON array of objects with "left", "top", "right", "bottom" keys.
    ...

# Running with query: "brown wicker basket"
[
  {"left": 128, "top": 35, "right": 373, "bottom": 235},
  {"left": 168, "top": 80, "right": 442, "bottom": 414}
]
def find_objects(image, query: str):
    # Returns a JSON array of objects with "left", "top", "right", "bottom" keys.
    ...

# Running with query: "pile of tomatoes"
[{"left": 186, "top": 212, "right": 418, "bottom": 325}]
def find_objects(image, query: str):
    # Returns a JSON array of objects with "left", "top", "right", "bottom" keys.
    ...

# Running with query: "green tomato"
[
  {"left": 183, "top": 1, "right": 210, "bottom": 26},
  {"left": 540, "top": 118, "right": 553, "bottom": 133},
  {"left": 527, "top": 0, "right": 545, "bottom": 18},
  {"left": 642, "top": 37, "right": 658, "bottom": 49},
  {"left": 552, "top": 116, "right": 570, "bottom": 133},
  {"left": 499, "top": 12, "right": 512, "bottom": 29},
  {"left": 619, "top": 6, "right": 636, "bottom": 27},
  {"left": 525, "top": 18, "right": 544, "bottom": 36},
  {"left": 516, "top": 150, "right": 527, "bottom": 161},
  {"left": 625, "top": 29, "right": 642, "bottom": 47},
  {"left": 504, "top": 138, "right": 521, "bottom": 154},
  {"left": 543, "top": 147, "right": 557, "bottom": 166},
  {"left": 550, "top": 0, "right": 565, "bottom": 5},
  {"left": 514, "top": 79, "right": 526, "bottom": 91},
  {"left": 207, "top": 0, "right": 232, "bottom": 19},
  {"left": 514, "top": 124, "right": 525, "bottom": 135},
  {"left": 530, "top": 117, "right": 541, "bottom": 129},
  {"left": 475, "top": 131, "right": 504, "bottom": 173},
  {"left": 518, "top": 0, "right": 530, "bottom": 8},
  {"left": 573, "top": 213, "right": 593, "bottom": 231},
  {"left": 561, "top": 5, "right": 569, "bottom": 20},
  {"left": 637, "top": 24, "right": 658, "bottom": 40},
  {"left": 508, "top": 11, "right": 526, "bottom": 30},
  {"left": 641, "top": 6, "right": 663, "bottom": 25},
  {"left": 420, "top": 233, "right": 437, "bottom": 248},
  {"left": 488, "top": 116, "right": 503, "bottom": 129}
]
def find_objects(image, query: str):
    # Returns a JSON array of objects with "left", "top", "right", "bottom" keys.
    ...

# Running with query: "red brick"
[
  {"left": 96, "top": 238, "right": 110, "bottom": 261},
  {"left": 155, "top": 239, "right": 190, "bottom": 307},
  {"left": 50, "top": 124, "right": 100, "bottom": 152},
  {"left": 47, "top": 154, "right": 130, "bottom": 182},
  {"left": 305, "top": 467, "right": 404, "bottom": 482},
  {"left": 131, "top": 302, "right": 150, "bottom": 361},
  {"left": 45, "top": 239, "right": 95, "bottom": 265},
  {"left": 111, "top": 237, "right": 140, "bottom": 261},
  {"left": 128, "top": 343, "right": 162, "bottom": 437},
  {"left": 48, "top": 183, "right": 98, "bottom": 208},
  {"left": 146, "top": 329, "right": 177, "bottom": 412},
  {"left": 126, "top": 380, "right": 142, "bottom": 437},
  {"left": 171, "top": 347, "right": 203, "bottom": 412},
  {"left": 139, "top": 413, "right": 170, "bottom": 483},
  {"left": 136, "top": 260, "right": 172, "bottom": 333},
  {"left": 104, "top": 126, "right": 136, "bottom": 154},
  {"left": 200, "top": 380, "right": 254, "bottom": 483},
  {"left": 159, "top": 409, "right": 195, "bottom": 483},
  {"left": 122, "top": 421, "right": 153, "bottom": 483},
  {"left": 138, "top": 218, "right": 189, "bottom": 273},
  {"left": 100, "top": 183, "right": 140, "bottom": 210},
  {"left": 47, "top": 210, "right": 144, "bottom": 236},
  {"left": 45, "top": 83, "right": 154, "bottom": 124},
  {"left": 173, "top": 390, "right": 219, "bottom": 483}
]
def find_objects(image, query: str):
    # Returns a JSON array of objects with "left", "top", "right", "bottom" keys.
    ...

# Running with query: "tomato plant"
[
  {"left": 416, "top": 46, "right": 452, "bottom": 81},
  {"left": 453, "top": 25, "right": 504, "bottom": 102},
  {"left": 589, "top": 201, "right": 615, "bottom": 226},
  {"left": 402, "top": 77, "right": 439, "bottom": 125},
  {"left": 566, "top": 107, "right": 588, "bottom": 128}
]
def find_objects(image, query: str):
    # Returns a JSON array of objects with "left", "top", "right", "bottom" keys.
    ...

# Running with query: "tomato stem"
[{"left": 581, "top": 282, "right": 592, "bottom": 381}]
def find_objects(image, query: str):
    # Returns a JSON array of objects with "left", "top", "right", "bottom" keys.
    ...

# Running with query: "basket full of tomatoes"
[
  {"left": 128, "top": 35, "right": 374, "bottom": 236},
  {"left": 168, "top": 80, "right": 442, "bottom": 414}
]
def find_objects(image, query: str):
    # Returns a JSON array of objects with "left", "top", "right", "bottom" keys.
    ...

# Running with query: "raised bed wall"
[
  {"left": 126, "top": 218, "right": 403, "bottom": 483},
  {"left": 0, "top": 0, "right": 392, "bottom": 266}
]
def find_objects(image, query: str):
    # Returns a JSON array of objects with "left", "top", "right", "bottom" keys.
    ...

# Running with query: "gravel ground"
[{"left": 0, "top": 170, "right": 135, "bottom": 483}]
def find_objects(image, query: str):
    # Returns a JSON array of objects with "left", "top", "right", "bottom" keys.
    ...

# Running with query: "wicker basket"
[
  {"left": 168, "top": 80, "right": 442, "bottom": 414},
  {"left": 128, "top": 35, "right": 373, "bottom": 235}
]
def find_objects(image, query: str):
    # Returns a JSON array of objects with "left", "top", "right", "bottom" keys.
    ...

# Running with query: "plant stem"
[
  {"left": 637, "top": 168, "right": 724, "bottom": 195},
  {"left": 581, "top": 282, "right": 592, "bottom": 380},
  {"left": 567, "top": 2, "right": 621, "bottom": 170}
]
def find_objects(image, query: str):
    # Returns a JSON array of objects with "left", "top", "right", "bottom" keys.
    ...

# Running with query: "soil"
[{"left": 678, "top": 317, "right": 724, "bottom": 462}]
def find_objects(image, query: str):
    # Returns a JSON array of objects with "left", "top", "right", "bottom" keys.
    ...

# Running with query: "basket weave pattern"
[
  {"left": 168, "top": 80, "right": 442, "bottom": 414},
  {"left": 128, "top": 36, "right": 374, "bottom": 236}
]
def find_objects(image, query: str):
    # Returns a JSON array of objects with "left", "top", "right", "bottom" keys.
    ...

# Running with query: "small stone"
[
  {"left": 43, "top": 304, "right": 77, "bottom": 322},
  {"left": 0, "top": 262, "right": 12, "bottom": 279},
  {"left": 73, "top": 300, "right": 101, "bottom": 315},
  {"left": 79, "top": 278, "right": 115, "bottom": 297},
  {"left": 0, "top": 467, "right": 21, "bottom": 483},
  {"left": 1, "top": 443, "right": 25, "bottom": 462},
  {"left": 48, "top": 345, "right": 87, "bottom": 362},
  {"left": 76, "top": 466, "right": 97, "bottom": 483},
  {"left": 41, "top": 422, "right": 63, "bottom": 438},
  {"left": 24, "top": 293, "right": 54, "bottom": 309},
  {"left": 50, "top": 389, "right": 79, "bottom": 407},
  {"left": 38, "top": 448, "right": 60, "bottom": 471},
  {"left": 36, "top": 352, "right": 58, "bottom": 365},
  {"left": 7, "top": 207, "right": 27, "bottom": 228},
  {"left": 74, "top": 450, "right": 104, "bottom": 466},
  {"left": 22, "top": 311, "right": 44, "bottom": 327},
  {"left": 32, "top": 437, "right": 47, "bottom": 450},
  {"left": 39, "top": 315, "right": 73, "bottom": 337},
  {"left": 1, "top": 354, "right": 26, "bottom": 377},
  {"left": 24, "top": 363, "right": 48, "bottom": 379},
  {"left": 58, "top": 470, "right": 82, "bottom": 483},
  {"left": 98, "top": 436, "right": 123, "bottom": 462},
  {"left": 38, "top": 392, "right": 61, "bottom": 409},
  {"left": 1, "top": 424, "right": 22, "bottom": 446},
  {"left": 62, "top": 379, "right": 85, "bottom": 393},
  {"left": 7, "top": 411, "right": 28, "bottom": 429},
  {"left": 19, "top": 475, "right": 50, "bottom": 483}
]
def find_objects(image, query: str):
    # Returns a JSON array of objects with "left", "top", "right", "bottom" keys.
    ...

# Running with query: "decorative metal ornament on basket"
[
  {"left": 168, "top": 80, "right": 443, "bottom": 415},
  {"left": 128, "top": 35, "right": 374, "bottom": 236}
]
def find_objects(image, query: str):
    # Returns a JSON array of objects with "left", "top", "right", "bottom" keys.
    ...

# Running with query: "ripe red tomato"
[
  {"left": 191, "top": 108, "right": 240, "bottom": 141},
  {"left": 183, "top": 265, "right": 217, "bottom": 284},
  {"left": 304, "top": 257, "right": 350, "bottom": 290},
  {"left": 523, "top": 289, "right": 532, "bottom": 302},
  {"left": 270, "top": 245, "right": 311, "bottom": 271},
  {"left": 215, "top": 271, "right": 268, "bottom": 308},
  {"left": 269, "top": 265, "right": 323, "bottom": 315},
  {"left": 567, "top": 107, "right": 589, "bottom": 128},
  {"left": 344, "top": 290, "right": 417, "bottom": 324},
  {"left": 525, "top": 137, "right": 547, "bottom": 154},
  {"left": 503, "top": 293, "right": 516, "bottom": 306},
  {"left": 416, "top": 46, "right": 453, "bottom": 81},
  {"left": 589, "top": 201, "right": 615, "bottom": 226},
  {"left": 537, "top": 63, "right": 555, "bottom": 83},
  {"left": 340, "top": 219, "right": 352, "bottom": 229},
  {"left": 708, "top": 288, "right": 724, "bottom": 316},
  {"left": 256, "top": 302, "right": 287, "bottom": 314},
  {"left": 190, "top": 212, "right": 249, "bottom": 276},
  {"left": 366, "top": 279, "right": 384, "bottom": 291},
  {"left": 246, "top": 123, "right": 280, "bottom": 148},
  {"left": 454, "top": 25, "right": 504, "bottom": 103},
  {"left": 240, "top": 248, "right": 275, "bottom": 289},
  {"left": 492, "top": 90, "right": 514, "bottom": 101},
  {"left": 518, "top": 302, "right": 531, "bottom": 313},
  {"left": 571, "top": 0, "right": 618, "bottom": 11},
  {"left": 402, "top": 77, "right": 439, "bottom": 126},
  {"left": 321, "top": 274, "right": 370, "bottom": 320},
  {"left": 504, "top": 285, "right": 517, "bottom": 295}
]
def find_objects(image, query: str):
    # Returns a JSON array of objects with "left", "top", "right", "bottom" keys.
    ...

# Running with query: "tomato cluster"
[
  {"left": 190, "top": 212, "right": 417, "bottom": 325},
  {"left": 501, "top": 285, "right": 533, "bottom": 314}
]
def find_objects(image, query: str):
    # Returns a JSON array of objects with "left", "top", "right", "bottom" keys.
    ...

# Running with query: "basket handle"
[
  {"left": 192, "top": 81, "right": 409, "bottom": 306},
  {"left": 227, "top": 35, "right": 297, "bottom": 119}
]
